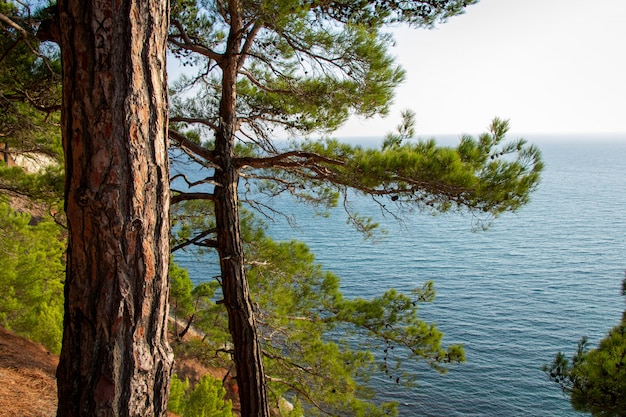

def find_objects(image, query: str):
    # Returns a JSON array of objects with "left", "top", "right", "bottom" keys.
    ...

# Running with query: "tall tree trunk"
[
  {"left": 214, "top": 141, "right": 270, "bottom": 417},
  {"left": 214, "top": 3, "right": 270, "bottom": 414},
  {"left": 55, "top": 1, "right": 173, "bottom": 416}
]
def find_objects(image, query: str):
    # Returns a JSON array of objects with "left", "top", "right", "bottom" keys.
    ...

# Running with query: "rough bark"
[
  {"left": 214, "top": 144, "right": 270, "bottom": 417},
  {"left": 213, "top": 2, "right": 270, "bottom": 415},
  {"left": 55, "top": 1, "right": 173, "bottom": 416}
]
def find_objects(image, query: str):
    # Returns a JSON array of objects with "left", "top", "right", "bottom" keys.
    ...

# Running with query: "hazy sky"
[{"left": 334, "top": 0, "right": 626, "bottom": 138}]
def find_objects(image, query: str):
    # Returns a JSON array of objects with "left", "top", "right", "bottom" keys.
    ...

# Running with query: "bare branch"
[
  {"left": 172, "top": 228, "right": 218, "bottom": 252},
  {"left": 170, "top": 116, "right": 219, "bottom": 131},
  {"left": 170, "top": 172, "right": 218, "bottom": 188},
  {"left": 235, "top": 151, "right": 344, "bottom": 169},
  {"left": 0, "top": 12, "right": 47, "bottom": 66},
  {"left": 168, "top": 129, "right": 217, "bottom": 164},
  {"left": 171, "top": 192, "right": 217, "bottom": 204},
  {"left": 238, "top": 68, "right": 292, "bottom": 94},
  {"left": 240, "top": 195, "right": 298, "bottom": 228},
  {"left": 169, "top": 19, "right": 223, "bottom": 62},
  {"left": 237, "top": 21, "right": 261, "bottom": 71},
  {"left": 279, "top": 31, "right": 346, "bottom": 75},
  {"left": 265, "top": 376, "right": 333, "bottom": 416},
  {"left": 20, "top": 88, "right": 61, "bottom": 113},
  {"left": 0, "top": 12, "right": 28, "bottom": 38},
  {"left": 263, "top": 351, "right": 313, "bottom": 374}
]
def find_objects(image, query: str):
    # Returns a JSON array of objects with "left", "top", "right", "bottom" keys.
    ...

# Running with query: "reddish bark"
[
  {"left": 55, "top": 1, "right": 173, "bottom": 416},
  {"left": 213, "top": 3, "right": 270, "bottom": 414}
]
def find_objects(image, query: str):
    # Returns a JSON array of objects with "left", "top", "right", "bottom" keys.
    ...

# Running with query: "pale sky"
[{"left": 334, "top": 0, "right": 626, "bottom": 138}]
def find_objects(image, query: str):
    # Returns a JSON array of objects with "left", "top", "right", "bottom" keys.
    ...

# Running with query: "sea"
[{"left": 174, "top": 134, "right": 626, "bottom": 416}]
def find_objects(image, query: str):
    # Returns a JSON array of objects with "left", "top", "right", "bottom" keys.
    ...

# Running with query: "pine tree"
[
  {"left": 54, "top": 1, "right": 173, "bottom": 415},
  {"left": 167, "top": 1, "right": 542, "bottom": 415},
  {"left": 171, "top": 206, "right": 462, "bottom": 415},
  {"left": 544, "top": 278, "right": 626, "bottom": 416}
]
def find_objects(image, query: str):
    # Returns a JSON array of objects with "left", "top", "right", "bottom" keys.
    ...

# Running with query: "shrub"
[{"left": 168, "top": 373, "right": 234, "bottom": 417}]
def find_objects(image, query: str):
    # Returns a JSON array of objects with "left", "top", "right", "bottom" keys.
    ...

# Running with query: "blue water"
[{"left": 175, "top": 136, "right": 626, "bottom": 416}]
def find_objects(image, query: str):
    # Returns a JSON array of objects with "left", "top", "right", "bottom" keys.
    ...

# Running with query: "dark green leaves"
[
  {"left": 312, "top": 0, "right": 479, "bottom": 28},
  {"left": 296, "top": 117, "right": 542, "bottom": 224},
  {"left": 544, "top": 280, "right": 626, "bottom": 416}
]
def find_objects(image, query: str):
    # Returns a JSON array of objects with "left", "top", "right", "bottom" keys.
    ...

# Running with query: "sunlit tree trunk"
[
  {"left": 55, "top": 1, "right": 173, "bottom": 416},
  {"left": 213, "top": 3, "right": 270, "bottom": 415}
]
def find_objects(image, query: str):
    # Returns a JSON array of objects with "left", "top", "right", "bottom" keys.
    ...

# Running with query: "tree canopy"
[
  {"left": 0, "top": 1, "right": 63, "bottom": 207},
  {"left": 168, "top": 0, "right": 541, "bottom": 223},
  {"left": 167, "top": 0, "right": 543, "bottom": 415},
  {"left": 0, "top": 1, "right": 61, "bottom": 152}
]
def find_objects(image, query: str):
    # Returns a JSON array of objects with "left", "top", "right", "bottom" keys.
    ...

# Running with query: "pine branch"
[
  {"left": 169, "top": 19, "right": 223, "bottom": 62},
  {"left": 0, "top": 12, "right": 27, "bottom": 38},
  {"left": 235, "top": 151, "right": 343, "bottom": 169},
  {"left": 168, "top": 129, "right": 216, "bottom": 164}
]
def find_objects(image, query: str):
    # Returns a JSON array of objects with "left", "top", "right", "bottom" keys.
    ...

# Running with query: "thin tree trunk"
[
  {"left": 213, "top": 2, "right": 270, "bottom": 413},
  {"left": 2, "top": 143, "right": 9, "bottom": 165},
  {"left": 55, "top": 1, "right": 173, "bottom": 416},
  {"left": 213, "top": 148, "right": 270, "bottom": 417}
]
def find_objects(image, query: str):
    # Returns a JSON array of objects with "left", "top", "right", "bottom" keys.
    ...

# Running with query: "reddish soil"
[
  {"left": 0, "top": 327, "right": 58, "bottom": 417},
  {"left": 0, "top": 327, "right": 238, "bottom": 417}
]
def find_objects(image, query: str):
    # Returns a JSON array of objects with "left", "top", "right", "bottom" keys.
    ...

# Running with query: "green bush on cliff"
[
  {"left": 168, "top": 373, "right": 234, "bottom": 417},
  {"left": 0, "top": 203, "right": 65, "bottom": 353}
]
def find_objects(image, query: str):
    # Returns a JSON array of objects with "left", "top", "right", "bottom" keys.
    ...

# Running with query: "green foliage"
[
  {"left": 334, "top": 283, "right": 465, "bottom": 373},
  {"left": 167, "top": 1, "right": 541, "bottom": 414},
  {"left": 171, "top": 199, "right": 217, "bottom": 254},
  {"left": 382, "top": 109, "right": 416, "bottom": 150},
  {"left": 169, "top": 258, "right": 228, "bottom": 345},
  {"left": 261, "top": 116, "right": 542, "bottom": 236},
  {"left": 170, "top": 260, "right": 195, "bottom": 318},
  {"left": 1, "top": 1, "right": 64, "bottom": 204},
  {"left": 169, "top": 0, "right": 417, "bottom": 144},
  {"left": 168, "top": 374, "right": 234, "bottom": 417},
  {"left": 0, "top": 162, "right": 64, "bottom": 205},
  {"left": 0, "top": 202, "right": 64, "bottom": 353},
  {"left": 297, "top": 117, "right": 542, "bottom": 222},
  {"left": 168, "top": 373, "right": 190, "bottom": 414},
  {"left": 544, "top": 279, "right": 626, "bottom": 416},
  {"left": 185, "top": 374, "right": 234, "bottom": 417},
  {"left": 169, "top": 0, "right": 482, "bottom": 156},
  {"left": 248, "top": 233, "right": 462, "bottom": 415},
  {"left": 1, "top": 1, "right": 62, "bottom": 154},
  {"left": 311, "top": 0, "right": 479, "bottom": 28},
  {"left": 172, "top": 205, "right": 464, "bottom": 415}
]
